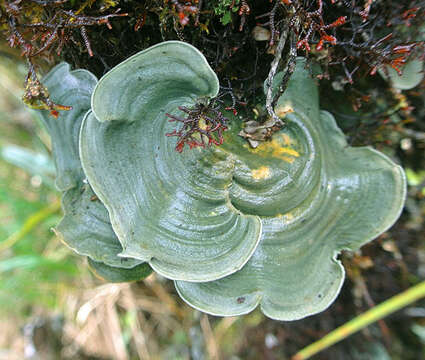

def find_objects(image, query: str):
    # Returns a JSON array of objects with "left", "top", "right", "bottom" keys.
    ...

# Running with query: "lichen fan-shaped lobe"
[
  {"left": 39, "top": 62, "right": 96, "bottom": 192},
  {"left": 80, "top": 41, "right": 262, "bottom": 282},
  {"left": 175, "top": 58, "right": 406, "bottom": 321},
  {"left": 39, "top": 63, "right": 147, "bottom": 272}
]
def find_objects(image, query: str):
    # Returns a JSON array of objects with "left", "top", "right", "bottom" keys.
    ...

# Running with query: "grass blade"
[{"left": 292, "top": 280, "right": 425, "bottom": 360}]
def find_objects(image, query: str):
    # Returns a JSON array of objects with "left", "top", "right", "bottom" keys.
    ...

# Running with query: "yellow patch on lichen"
[
  {"left": 276, "top": 104, "right": 294, "bottom": 118},
  {"left": 281, "top": 133, "right": 292, "bottom": 146},
  {"left": 280, "top": 155, "right": 295, "bottom": 164},
  {"left": 285, "top": 213, "right": 294, "bottom": 221},
  {"left": 249, "top": 133, "right": 300, "bottom": 163},
  {"left": 272, "top": 146, "right": 300, "bottom": 158},
  {"left": 251, "top": 166, "right": 271, "bottom": 180}
]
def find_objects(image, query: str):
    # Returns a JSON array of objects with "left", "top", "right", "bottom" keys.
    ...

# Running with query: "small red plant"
[
  {"left": 168, "top": 0, "right": 199, "bottom": 26},
  {"left": 295, "top": 0, "right": 347, "bottom": 53},
  {"left": 165, "top": 102, "right": 228, "bottom": 153}
]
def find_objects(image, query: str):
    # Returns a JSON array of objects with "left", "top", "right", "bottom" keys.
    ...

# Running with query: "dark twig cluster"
[
  {"left": 1, "top": 0, "right": 127, "bottom": 115},
  {"left": 332, "top": 1, "right": 424, "bottom": 83},
  {"left": 165, "top": 101, "right": 228, "bottom": 153},
  {"left": 253, "top": 0, "right": 424, "bottom": 126},
  {"left": 261, "top": 0, "right": 348, "bottom": 111},
  {"left": 295, "top": 0, "right": 347, "bottom": 52}
]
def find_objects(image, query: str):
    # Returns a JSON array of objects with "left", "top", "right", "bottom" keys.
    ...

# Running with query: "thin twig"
[
  {"left": 272, "top": 27, "right": 298, "bottom": 108},
  {"left": 265, "top": 20, "right": 289, "bottom": 126},
  {"left": 200, "top": 315, "right": 220, "bottom": 360}
]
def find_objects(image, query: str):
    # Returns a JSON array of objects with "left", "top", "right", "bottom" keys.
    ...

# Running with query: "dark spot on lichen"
[{"left": 237, "top": 297, "right": 245, "bottom": 304}]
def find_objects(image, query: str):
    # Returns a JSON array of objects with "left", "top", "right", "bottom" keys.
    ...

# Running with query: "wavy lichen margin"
[
  {"left": 79, "top": 41, "right": 263, "bottom": 282},
  {"left": 87, "top": 258, "right": 152, "bottom": 283},
  {"left": 38, "top": 62, "right": 96, "bottom": 192},
  {"left": 174, "top": 58, "right": 406, "bottom": 321},
  {"left": 38, "top": 62, "right": 150, "bottom": 276}
]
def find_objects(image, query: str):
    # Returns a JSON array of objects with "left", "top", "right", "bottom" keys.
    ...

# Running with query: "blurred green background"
[{"left": 1, "top": 53, "right": 425, "bottom": 360}]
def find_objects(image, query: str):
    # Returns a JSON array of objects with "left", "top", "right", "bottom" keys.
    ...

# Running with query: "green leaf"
[
  {"left": 0, "top": 145, "right": 55, "bottom": 188},
  {"left": 0, "top": 255, "right": 76, "bottom": 273},
  {"left": 175, "top": 58, "right": 406, "bottom": 320},
  {"left": 80, "top": 41, "right": 262, "bottom": 282},
  {"left": 38, "top": 63, "right": 146, "bottom": 270},
  {"left": 87, "top": 258, "right": 152, "bottom": 283}
]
